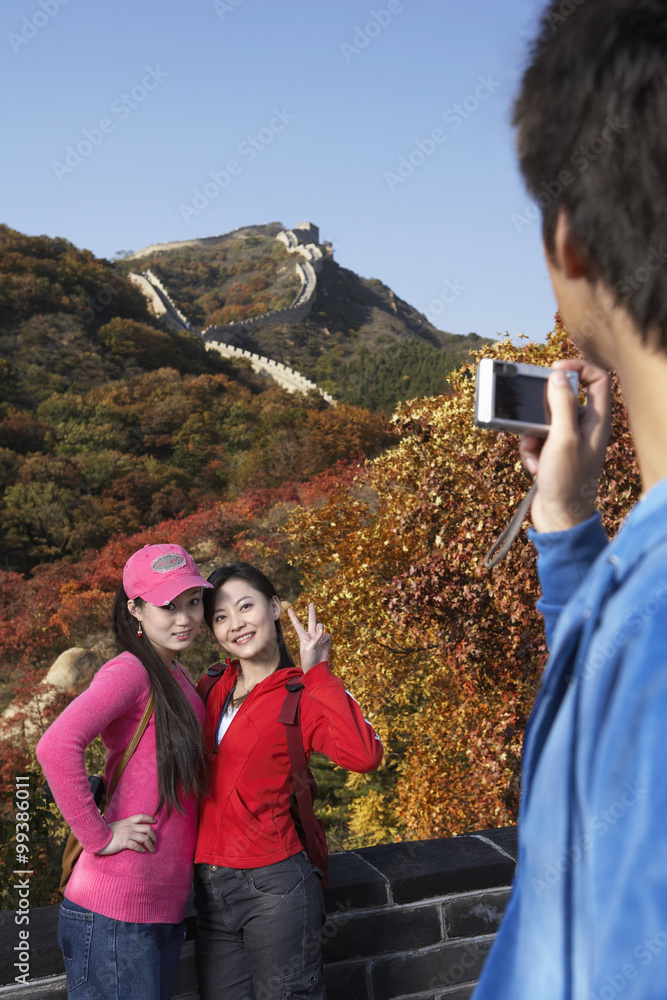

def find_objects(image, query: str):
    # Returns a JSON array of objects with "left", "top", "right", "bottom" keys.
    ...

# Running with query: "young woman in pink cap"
[{"left": 37, "top": 542, "right": 212, "bottom": 1000}]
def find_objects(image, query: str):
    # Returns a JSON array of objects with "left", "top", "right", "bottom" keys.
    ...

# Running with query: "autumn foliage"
[
  {"left": 0, "top": 458, "right": 368, "bottom": 903},
  {"left": 125, "top": 226, "right": 301, "bottom": 328},
  {"left": 0, "top": 317, "right": 642, "bottom": 903},
  {"left": 0, "top": 224, "right": 395, "bottom": 573},
  {"left": 284, "top": 319, "right": 641, "bottom": 842}
]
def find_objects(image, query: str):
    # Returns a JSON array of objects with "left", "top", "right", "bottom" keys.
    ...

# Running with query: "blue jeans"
[
  {"left": 194, "top": 851, "right": 326, "bottom": 1000},
  {"left": 58, "top": 898, "right": 186, "bottom": 999}
]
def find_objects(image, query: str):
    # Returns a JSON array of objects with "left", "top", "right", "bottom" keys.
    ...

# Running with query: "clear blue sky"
[{"left": 1, "top": 0, "right": 558, "bottom": 343}]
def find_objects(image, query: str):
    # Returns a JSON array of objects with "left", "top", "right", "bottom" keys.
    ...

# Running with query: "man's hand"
[{"left": 519, "top": 359, "right": 611, "bottom": 533}]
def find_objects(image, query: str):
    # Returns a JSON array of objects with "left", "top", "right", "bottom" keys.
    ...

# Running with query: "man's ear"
[{"left": 551, "top": 209, "right": 592, "bottom": 280}]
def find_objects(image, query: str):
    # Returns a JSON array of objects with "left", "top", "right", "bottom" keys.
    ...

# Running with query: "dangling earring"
[{"left": 137, "top": 621, "right": 143, "bottom": 638}]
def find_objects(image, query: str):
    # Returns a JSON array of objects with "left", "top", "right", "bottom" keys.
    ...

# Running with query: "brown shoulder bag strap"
[{"left": 102, "top": 688, "right": 154, "bottom": 814}]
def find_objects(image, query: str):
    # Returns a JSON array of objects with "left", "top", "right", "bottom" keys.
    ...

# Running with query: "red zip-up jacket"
[{"left": 195, "top": 660, "right": 383, "bottom": 869}]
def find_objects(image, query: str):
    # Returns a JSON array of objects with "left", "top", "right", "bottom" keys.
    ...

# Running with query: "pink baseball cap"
[{"left": 123, "top": 544, "right": 213, "bottom": 606}]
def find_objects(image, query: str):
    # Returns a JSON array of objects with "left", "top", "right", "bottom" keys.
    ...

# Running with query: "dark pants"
[
  {"left": 194, "top": 852, "right": 326, "bottom": 1000},
  {"left": 58, "top": 898, "right": 185, "bottom": 999}
]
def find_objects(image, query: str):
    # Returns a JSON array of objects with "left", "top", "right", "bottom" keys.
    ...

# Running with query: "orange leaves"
[
  {"left": 285, "top": 320, "right": 640, "bottom": 844},
  {"left": 2, "top": 315, "right": 643, "bottom": 854}
]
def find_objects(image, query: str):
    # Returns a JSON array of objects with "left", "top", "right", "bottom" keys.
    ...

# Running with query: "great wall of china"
[{"left": 128, "top": 223, "right": 333, "bottom": 403}]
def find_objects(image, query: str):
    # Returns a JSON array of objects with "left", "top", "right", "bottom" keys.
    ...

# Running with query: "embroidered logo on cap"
[{"left": 151, "top": 553, "right": 186, "bottom": 574}]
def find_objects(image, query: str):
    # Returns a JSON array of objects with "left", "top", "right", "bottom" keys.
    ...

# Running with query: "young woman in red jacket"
[{"left": 194, "top": 562, "right": 383, "bottom": 1000}]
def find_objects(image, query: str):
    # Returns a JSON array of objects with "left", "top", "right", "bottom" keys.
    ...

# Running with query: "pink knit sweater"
[{"left": 36, "top": 651, "right": 205, "bottom": 923}]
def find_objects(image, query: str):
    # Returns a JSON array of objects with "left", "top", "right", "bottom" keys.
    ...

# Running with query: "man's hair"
[{"left": 513, "top": 0, "right": 667, "bottom": 344}]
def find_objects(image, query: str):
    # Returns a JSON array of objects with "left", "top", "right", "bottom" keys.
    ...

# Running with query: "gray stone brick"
[
  {"left": 322, "top": 904, "right": 442, "bottom": 963},
  {"left": 325, "top": 850, "right": 389, "bottom": 913},
  {"left": 370, "top": 938, "right": 492, "bottom": 998},
  {"left": 324, "top": 959, "right": 370, "bottom": 1000},
  {"left": 435, "top": 988, "right": 475, "bottom": 1000},
  {"left": 444, "top": 889, "right": 511, "bottom": 939},
  {"left": 468, "top": 826, "right": 518, "bottom": 861},
  {"left": 354, "top": 838, "right": 514, "bottom": 905}
]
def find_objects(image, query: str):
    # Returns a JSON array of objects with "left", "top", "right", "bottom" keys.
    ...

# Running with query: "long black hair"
[
  {"left": 112, "top": 585, "right": 208, "bottom": 813},
  {"left": 203, "top": 563, "right": 296, "bottom": 671}
]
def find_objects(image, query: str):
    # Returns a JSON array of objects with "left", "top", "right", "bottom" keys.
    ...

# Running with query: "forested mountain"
[
  {"left": 1, "top": 220, "right": 516, "bottom": 903},
  {"left": 122, "top": 223, "right": 300, "bottom": 326},
  {"left": 0, "top": 225, "right": 392, "bottom": 573},
  {"left": 0, "top": 221, "right": 495, "bottom": 573},
  {"left": 0, "top": 224, "right": 236, "bottom": 404},
  {"left": 119, "top": 222, "right": 492, "bottom": 410},
  {"left": 0, "top": 318, "right": 643, "bottom": 908}
]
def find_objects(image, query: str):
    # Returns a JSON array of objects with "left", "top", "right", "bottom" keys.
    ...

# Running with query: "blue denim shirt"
[{"left": 474, "top": 477, "right": 667, "bottom": 1000}]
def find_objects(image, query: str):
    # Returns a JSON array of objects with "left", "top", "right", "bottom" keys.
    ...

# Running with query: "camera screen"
[{"left": 494, "top": 373, "right": 548, "bottom": 424}]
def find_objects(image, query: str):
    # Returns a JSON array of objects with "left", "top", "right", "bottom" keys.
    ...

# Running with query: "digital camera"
[{"left": 474, "top": 359, "right": 578, "bottom": 436}]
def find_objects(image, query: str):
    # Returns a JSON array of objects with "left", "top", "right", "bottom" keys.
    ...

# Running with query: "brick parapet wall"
[
  {"left": 128, "top": 272, "right": 190, "bottom": 334},
  {"left": 204, "top": 340, "right": 335, "bottom": 403},
  {"left": 143, "top": 269, "right": 193, "bottom": 330},
  {"left": 200, "top": 259, "right": 318, "bottom": 337},
  {"left": 200, "top": 228, "right": 323, "bottom": 339},
  {"left": 130, "top": 226, "right": 329, "bottom": 401},
  {"left": 0, "top": 828, "right": 515, "bottom": 1000}
]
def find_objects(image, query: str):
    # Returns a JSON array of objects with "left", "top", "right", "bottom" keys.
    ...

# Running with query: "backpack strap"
[
  {"left": 278, "top": 682, "right": 328, "bottom": 887},
  {"left": 197, "top": 661, "right": 230, "bottom": 704}
]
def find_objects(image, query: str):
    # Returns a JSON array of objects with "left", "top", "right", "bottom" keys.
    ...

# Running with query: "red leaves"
[{"left": 284, "top": 320, "right": 640, "bottom": 842}]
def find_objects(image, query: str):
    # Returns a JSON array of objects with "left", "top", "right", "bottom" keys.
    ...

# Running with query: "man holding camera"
[{"left": 474, "top": 2, "right": 667, "bottom": 997}]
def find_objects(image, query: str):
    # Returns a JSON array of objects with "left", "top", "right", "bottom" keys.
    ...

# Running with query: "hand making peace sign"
[{"left": 287, "top": 602, "right": 332, "bottom": 673}]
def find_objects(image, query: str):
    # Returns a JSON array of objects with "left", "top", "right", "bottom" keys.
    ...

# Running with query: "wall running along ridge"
[
  {"left": 128, "top": 225, "right": 330, "bottom": 402},
  {"left": 204, "top": 340, "right": 334, "bottom": 403},
  {"left": 201, "top": 229, "right": 323, "bottom": 336}
]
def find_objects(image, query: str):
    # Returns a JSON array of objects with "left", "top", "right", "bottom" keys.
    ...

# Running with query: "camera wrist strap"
[{"left": 483, "top": 481, "right": 537, "bottom": 569}]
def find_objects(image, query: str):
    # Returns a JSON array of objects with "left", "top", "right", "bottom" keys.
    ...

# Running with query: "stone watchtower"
[{"left": 291, "top": 222, "right": 319, "bottom": 246}]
